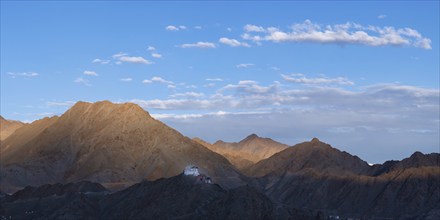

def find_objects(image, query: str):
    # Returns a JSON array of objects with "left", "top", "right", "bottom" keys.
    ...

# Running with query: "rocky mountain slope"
[
  {"left": 245, "top": 138, "right": 440, "bottom": 219},
  {"left": 195, "top": 134, "right": 288, "bottom": 170},
  {"left": 0, "top": 116, "right": 24, "bottom": 141},
  {"left": 0, "top": 101, "right": 245, "bottom": 193},
  {"left": 0, "top": 116, "right": 58, "bottom": 154}
]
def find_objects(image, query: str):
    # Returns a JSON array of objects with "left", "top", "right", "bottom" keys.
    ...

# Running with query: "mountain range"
[
  {"left": 0, "top": 100, "right": 438, "bottom": 219},
  {"left": 0, "top": 101, "right": 244, "bottom": 193},
  {"left": 0, "top": 116, "right": 24, "bottom": 141},
  {"left": 193, "top": 134, "right": 288, "bottom": 170}
]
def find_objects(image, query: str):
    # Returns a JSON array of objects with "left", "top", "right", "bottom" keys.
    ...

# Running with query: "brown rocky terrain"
[
  {"left": 0, "top": 101, "right": 245, "bottom": 193},
  {"left": 195, "top": 134, "right": 288, "bottom": 170},
  {"left": 0, "top": 116, "right": 58, "bottom": 154},
  {"left": 0, "top": 101, "right": 438, "bottom": 219},
  {"left": 0, "top": 116, "right": 24, "bottom": 141},
  {"left": 245, "top": 138, "right": 440, "bottom": 219}
]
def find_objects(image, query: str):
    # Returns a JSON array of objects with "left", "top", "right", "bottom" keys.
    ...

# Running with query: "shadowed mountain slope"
[
  {"left": 244, "top": 138, "right": 370, "bottom": 178},
  {"left": 1, "top": 174, "right": 324, "bottom": 220},
  {"left": 245, "top": 138, "right": 440, "bottom": 219}
]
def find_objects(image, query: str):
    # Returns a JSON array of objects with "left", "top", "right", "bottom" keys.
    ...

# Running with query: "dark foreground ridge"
[{"left": 0, "top": 174, "right": 322, "bottom": 220}]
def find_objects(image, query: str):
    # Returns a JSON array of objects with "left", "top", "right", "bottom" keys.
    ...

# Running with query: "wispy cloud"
[
  {"left": 206, "top": 78, "right": 224, "bottom": 82},
  {"left": 83, "top": 70, "right": 98, "bottom": 76},
  {"left": 74, "top": 77, "right": 91, "bottom": 86},
  {"left": 378, "top": 14, "right": 387, "bottom": 19},
  {"left": 147, "top": 46, "right": 156, "bottom": 51},
  {"left": 120, "top": 78, "right": 133, "bottom": 82},
  {"left": 112, "top": 52, "right": 153, "bottom": 64},
  {"left": 219, "top": 37, "right": 250, "bottom": 47},
  {"left": 169, "top": 92, "right": 204, "bottom": 98},
  {"left": 166, "top": 25, "right": 187, "bottom": 31},
  {"left": 46, "top": 101, "right": 76, "bottom": 107},
  {"left": 236, "top": 63, "right": 254, "bottom": 68},
  {"left": 143, "top": 76, "right": 175, "bottom": 87},
  {"left": 244, "top": 24, "right": 265, "bottom": 32},
  {"left": 242, "top": 19, "right": 432, "bottom": 49},
  {"left": 119, "top": 56, "right": 152, "bottom": 64},
  {"left": 220, "top": 80, "right": 278, "bottom": 94},
  {"left": 7, "top": 72, "right": 39, "bottom": 78},
  {"left": 152, "top": 76, "right": 174, "bottom": 84},
  {"left": 179, "top": 42, "right": 216, "bottom": 49},
  {"left": 166, "top": 25, "right": 179, "bottom": 31},
  {"left": 92, "top": 58, "right": 110, "bottom": 64},
  {"left": 151, "top": 53, "right": 162, "bottom": 58},
  {"left": 129, "top": 81, "right": 438, "bottom": 163},
  {"left": 281, "top": 73, "right": 354, "bottom": 85}
]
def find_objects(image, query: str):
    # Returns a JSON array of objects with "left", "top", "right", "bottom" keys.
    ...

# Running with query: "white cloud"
[
  {"left": 378, "top": 14, "right": 387, "bottom": 19},
  {"left": 7, "top": 72, "right": 39, "bottom": 78},
  {"left": 219, "top": 80, "right": 278, "bottom": 95},
  {"left": 166, "top": 25, "right": 187, "bottom": 31},
  {"left": 281, "top": 74, "right": 354, "bottom": 85},
  {"left": 92, "top": 58, "right": 110, "bottom": 64},
  {"left": 83, "top": 70, "right": 98, "bottom": 76},
  {"left": 143, "top": 76, "right": 175, "bottom": 87},
  {"left": 227, "top": 27, "right": 232, "bottom": 32},
  {"left": 206, "top": 78, "right": 223, "bottom": 82},
  {"left": 151, "top": 53, "right": 162, "bottom": 58},
  {"left": 119, "top": 56, "right": 153, "bottom": 64},
  {"left": 120, "top": 78, "right": 133, "bottom": 82},
  {"left": 112, "top": 52, "right": 153, "bottom": 64},
  {"left": 74, "top": 77, "right": 91, "bottom": 86},
  {"left": 170, "top": 92, "right": 204, "bottom": 98},
  {"left": 236, "top": 63, "right": 254, "bottom": 68},
  {"left": 147, "top": 46, "right": 156, "bottom": 51},
  {"left": 128, "top": 81, "right": 438, "bottom": 163},
  {"left": 219, "top": 37, "right": 250, "bottom": 47},
  {"left": 166, "top": 25, "right": 179, "bottom": 31},
  {"left": 112, "top": 52, "right": 128, "bottom": 58},
  {"left": 242, "top": 20, "right": 432, "bottom": 49},
  {"left": 151, "top": 76, "right": 174, "bottom": 84},
  {"left": 194, "top": 26, "right": 202, "bottom": 30},
  {"left": 244, "top": 24, "right": 265, "bottom": 32},
  {"left": 179, "top": 42, "right": 216, "bottom": 48},
  {"left": 46, "top": 101, "right": 76, "bottom": 107},
  {"left": 186, "top": 85, "right": 197, "bottom": 89}
]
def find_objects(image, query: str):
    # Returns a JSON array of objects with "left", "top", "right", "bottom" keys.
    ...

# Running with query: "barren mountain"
[
  {"left": 1, "top": 174, "right": 323, "bottom": 220},
  {"left": 244, "top": 137, "right": 370, "bottom": 178},
  {"left": 0, "top": 116, "right": 24, "bottom": 141},
  {"left": 0, "top": 101, "right": 244, "bottom": 193},
  {"left": 0, "top": 116, "right": 58, "bottom": 154},
  {"left": 197, "top": 134, "right": 288, "bottom": 170},
  {"left": 245, "top": 138, "right": 440, "bottom": 219}
]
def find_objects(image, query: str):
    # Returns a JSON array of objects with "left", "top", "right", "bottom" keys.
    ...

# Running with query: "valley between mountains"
[{"left": 1, "top": 101, "right": 439, "bottom": 219}]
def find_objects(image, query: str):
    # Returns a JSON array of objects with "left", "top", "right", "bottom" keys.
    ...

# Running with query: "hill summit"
[{"left": 0, "top": 101, "right": 244, "bottom": 193}]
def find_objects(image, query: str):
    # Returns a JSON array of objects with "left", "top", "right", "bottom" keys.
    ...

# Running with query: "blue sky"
[{"left": 1, "top": 1, "right": 439, "bottom": 163}]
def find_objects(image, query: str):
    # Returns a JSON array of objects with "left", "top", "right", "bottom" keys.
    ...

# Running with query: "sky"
[{"left": 1, "top": 1, "right": 439, "bottom": 164}]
